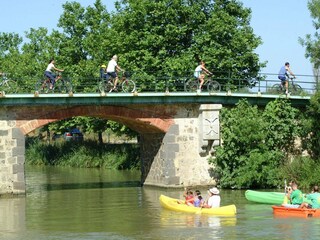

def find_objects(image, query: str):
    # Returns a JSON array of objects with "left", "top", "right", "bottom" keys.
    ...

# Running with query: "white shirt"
[
  {"left": 46, "top": 63, "right": 55, "bottom": 72},
  {"left": 207, "top": 195, "right": 221, "bottom": 208},
  {"left": 194, "top": 65, "right": 202, "bottom": 78},
  {"left": 107, "top": 59, "right": 117, "bottom": 72}
]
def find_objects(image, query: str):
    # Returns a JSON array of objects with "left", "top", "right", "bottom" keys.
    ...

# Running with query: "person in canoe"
[
  {"left": 193, "top": 190, "right": 204, "bottom": 207},
  {"left": 282, "top": 182, "right": 303, "bottom": 208},
  {"left": 299, "top": 185, "right": 320, "bottom": 209},
  {"left": 202, "top": 187, "right": 221, "bottom": 208},
  {"left": 177, "top": 188, "right": 195, "bottom": 206}
]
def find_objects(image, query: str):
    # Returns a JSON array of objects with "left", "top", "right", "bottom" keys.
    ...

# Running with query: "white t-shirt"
[
  {"left": 46, "top": 63, "right": 55, "bottom": 72},
  {"left": 107, "top": 59, "right": 117, "bottom": 72},
  {"left": 207, "top": 195, "right": 221, "bottom": 208},
  {"left": 194, "top": 65, "right": 202, "bottom": 78}
]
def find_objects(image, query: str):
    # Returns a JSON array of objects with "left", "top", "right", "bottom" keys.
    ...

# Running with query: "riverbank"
[{"left": 25, "top": 138, "right": 140, "bottom": 170}]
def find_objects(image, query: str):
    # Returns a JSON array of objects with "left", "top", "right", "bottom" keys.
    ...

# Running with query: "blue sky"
[{"left": 0, "top": 0, "right": 315, "bottom": 77}]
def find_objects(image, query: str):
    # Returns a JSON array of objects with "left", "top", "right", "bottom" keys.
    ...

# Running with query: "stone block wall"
[
  {"left": 142, "top": 104, "right": 222, "bottom": 187},
  {"left": 0, "top": 127, "right": 25, "bottom": 195}
]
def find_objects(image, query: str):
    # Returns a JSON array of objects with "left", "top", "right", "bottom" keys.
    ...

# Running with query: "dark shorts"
[
  {"left": 278, "top": 76, "right": 287, "bottom": 82},
  {"left": 107, "top": 72, "right": 117, "bottom": 78},
  {"left": 44, "top": 71, "right": 56, "bottom": 84}
]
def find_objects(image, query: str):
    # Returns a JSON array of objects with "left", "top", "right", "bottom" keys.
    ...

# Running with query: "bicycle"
[
  {"left": 185, "top": 74, "right": 221, "bottom": 92},
  {"left": 98, "top": 71, "right": 136, "bottom": 93},
  {"left": 0, "top": 73, "right": 19, "bottom": 93},
  {"left": 35, "top": 73, "right": 72, "bottom": 94},
  {"left": 271, "top": 76, "right": 303, "bottom": 95}
]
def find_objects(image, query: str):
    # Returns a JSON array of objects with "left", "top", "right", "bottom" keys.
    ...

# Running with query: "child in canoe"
[
  {"left": 282, "top": 182, "right": 303, "bottom": 208},
  {"left": 177, "top": 188, "right": 194, "bottom": 206},
  {"left": 194, "top": 190, "right": 204, "bottom": 207},
  {"left": 184, "top": 189, "right": 195, "bottom": 206},
  {"left": 299, "top": 186, "right": 320, "bottom": 209}
]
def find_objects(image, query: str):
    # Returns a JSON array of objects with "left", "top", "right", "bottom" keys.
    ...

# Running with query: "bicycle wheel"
[
  {"left": 98, "top": 80, "right": 113, "bottom": 93},
  {"left": 35, "top": 79, "right": 51, "bottom": 93},
  {"left": 121, "top": 80, "right": 135, "bottom": 93},
  {"left": 290, "top": 84, "right": 303, "bottom": 94},
  {"left": 57, "top": 79, "right": 73, "bottom": 93},
  {"left": 3, "top": 80, "right": 18, "bottom": 93},
  {"left": 270, "top": 84, "right": 283, "bottom": 94},
  {"left": 186, "top": 79, "right": 198, "bottom": 92},
  {"left": 207, "top": 80, "right": 221, "bottom": 92}
]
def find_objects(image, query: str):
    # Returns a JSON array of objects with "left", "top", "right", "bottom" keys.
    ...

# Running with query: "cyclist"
[
  {"left": 194, "top": 60, "right": 212, "bottom": 91},
  {"left": 100, "top": 64, "right": 107, "bottom": 80},
  {"left": 106, "top": 55, "right": 123, "bottom": 91},
  {"left": 44, "top": 59, "right": 64, "bottom": 89},
  {"left": 278, "top": 62, "right": 296, "bottom": 94}
]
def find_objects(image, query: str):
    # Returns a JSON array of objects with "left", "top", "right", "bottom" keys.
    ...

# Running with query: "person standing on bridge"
[
  {"left": 106, "top": 55, "right": 123, "bottom": 92},
  {"left": 278, "top": 62, "right": 296, "bottom": 95},
  {"left": 194, "top": 61, "right": 212, "bottom": 91},
  {"left": 44, "top": 59, "right": 64, "bottom": 90}
]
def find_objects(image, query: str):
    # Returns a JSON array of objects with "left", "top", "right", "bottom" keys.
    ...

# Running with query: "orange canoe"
[{"left": 272, "top": 205, "right": 320, "bottom": 218}]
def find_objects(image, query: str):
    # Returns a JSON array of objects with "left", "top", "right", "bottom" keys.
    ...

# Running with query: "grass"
[{"left": 25, "top": 137, "right": 140, "bottom": 170}]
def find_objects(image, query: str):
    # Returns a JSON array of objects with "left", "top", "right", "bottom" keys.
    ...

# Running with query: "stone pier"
[
  {"left": 141, "top": 104, "right": 222, "bottom": 187},
  {"left": 0, "top": 127, "right": 25, "bottom": 195}
]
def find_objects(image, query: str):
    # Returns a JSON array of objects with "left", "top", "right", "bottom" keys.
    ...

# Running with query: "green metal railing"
[{"left": 0, "top": 71, "right": 318, "bottom": 96}]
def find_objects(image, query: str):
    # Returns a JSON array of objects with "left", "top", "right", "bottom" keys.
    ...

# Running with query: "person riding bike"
[
  {"left": 106, "top": 55, "right": 123, "bottom": 91},
  {"left": 194, "top": 60, "right": 212, "bottom": 91},
  {"left": 44, "top": 59, "right": 64, "bottom": 89},
  {"left": 100, "top": 64, "right": 107, "bottom": 80},
  {"left": 278, "top": 62, "right": 296, "bottom": 94}
]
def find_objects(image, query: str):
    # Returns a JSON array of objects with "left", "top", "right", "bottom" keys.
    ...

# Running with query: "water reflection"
[
  {"left": 2, "top": 166, "right": 320, "bottom": 239},
  {"left": 45, "top": 180, "right": 141, "bottom": 191},
  {"left": 160, "top": 208, "right": 236, "bottom": 228},
  {"left": 0, "top": 197, "right": 26, "bottom": 232}
]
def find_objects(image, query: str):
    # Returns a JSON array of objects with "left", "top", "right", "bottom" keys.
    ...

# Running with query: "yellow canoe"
[{"left": 159, "top": 194, "right": 237, "bottom": 216}]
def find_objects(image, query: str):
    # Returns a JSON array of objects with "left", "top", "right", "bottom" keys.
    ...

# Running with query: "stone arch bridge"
[{"left": 0, "top": 92, "right": 309, "bottom": 195}]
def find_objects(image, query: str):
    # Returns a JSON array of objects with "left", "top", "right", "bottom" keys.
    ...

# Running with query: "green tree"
[
  {"left": 262, "top": 99, "right": 300, "bottom": 155},
  {"left": 0, "top": 32, "right": 23, "bottom": 75},
  {"left": 111, "top": 0, "right": 264, "bottom": 89},
  {"left": 299, "top": 0, "right": 320, "bottom": 87},
  {"left": 0, "top": 0, "right": 265, "bottom": 91},
  {"left": 212, "top": 99, "right": 299, "bottom": 189},
  {"left": 301, "top": 91, "right": 320, "bottom": 159},
  {"left": 0, "top": 0, "right": 266, "bottom": 139}
]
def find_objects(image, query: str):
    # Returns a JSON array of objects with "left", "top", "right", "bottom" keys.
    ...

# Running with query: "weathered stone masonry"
[
  {"left": 141, "top": 104, "right": 221, "bottom": 187},
  {"left": 0, "top": 126, "right": 25, "bottom": 195},
  {"left": 0, "top": 103, "right": 221, "bottom": 194}
]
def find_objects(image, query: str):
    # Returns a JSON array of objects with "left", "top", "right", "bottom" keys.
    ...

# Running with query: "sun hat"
[{"left": 209, "top": 187, "right": 220, "bottom": 195}]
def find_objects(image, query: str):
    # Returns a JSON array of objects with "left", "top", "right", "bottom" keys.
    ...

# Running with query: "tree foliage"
[
  {"left": 0, "top": 0, "right": 265, "bottom": 139},
  {"left": 300, "top": 0, "right": 320, "bottom": 80},
  {"left": 211, "top": 99, "right": 300, "bottom": 189},
  {"left": 300, "top": 91, "right": 320, "bottom": 159},
  {"left": 0, "top": 0, "right": 264, "bottom": 82}
]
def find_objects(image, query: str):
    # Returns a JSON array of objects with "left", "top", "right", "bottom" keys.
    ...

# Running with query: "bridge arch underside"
[
  {"left": 1, "top": 103, "right": 221, "bottom": 195},
  {"left": 15, "top": 105, "right": 174, "bottom": 135}
]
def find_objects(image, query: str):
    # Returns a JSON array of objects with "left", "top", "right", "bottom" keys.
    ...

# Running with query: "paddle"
[{"left": 283, "top": 179, "right": 288, "bottom": 204}]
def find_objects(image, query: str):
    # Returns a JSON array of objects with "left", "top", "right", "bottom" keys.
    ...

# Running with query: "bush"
[
  {"left": 280, "top": 156, "right": 320, "bottom": 190},
  {"left": 25, "top": 138, "right": 140, "bottom": 170},
  {"left": 212, "top": 99, "right": 299, "bottom": 189}
]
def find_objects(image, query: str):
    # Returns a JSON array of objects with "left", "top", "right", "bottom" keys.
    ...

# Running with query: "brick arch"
[{"left": 14, "top": 105, "right": 175, "bottom": 135}]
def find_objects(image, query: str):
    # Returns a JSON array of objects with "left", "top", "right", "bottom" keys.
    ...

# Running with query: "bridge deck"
[{"left": 0, "top": 91, "right": 311, "bottom": 107}]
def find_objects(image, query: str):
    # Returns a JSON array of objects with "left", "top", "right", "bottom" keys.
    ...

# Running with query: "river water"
[{"left": 1, "top": 166, "right": 320, "bottom": 240}]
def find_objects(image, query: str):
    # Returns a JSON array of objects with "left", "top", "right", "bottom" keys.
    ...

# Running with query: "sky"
[{"left": 0, "top": 0, "right": 315, "bottom": 78}]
